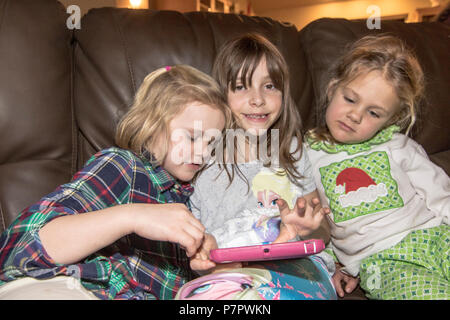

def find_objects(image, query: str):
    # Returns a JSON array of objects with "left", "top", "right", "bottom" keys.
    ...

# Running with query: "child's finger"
[
  {"left": 311, "top": 197, "right": 320, "bottom": 207},
  {"left": 178, "top": 231, "right": 203, "bottom": 257},
  {"left": 337, "top": 285, "right": 345, "bottom": 297},
  {"left": 190, "top": 257, "right": 216, "bottom": 271},
  {"left": 321, "top": 207, "right": 331, "bottom": 216},
  {"left": 306, "top": 197, "right": 321, "bottom": 216},
  {"left": 332, "top": 276, "right": 345, "bottom": 298},
  {"left": 276, "top": 198, "right": 291, "bottom": 218},
  {"left": 294, "top": 197, "right": 306, "bottom": 217},
  {"left": 345, "top": 276, "right": 359, "bottom": 293},
  {"left": 185, "top": 213, "right": 206, "bottom": 233},
  {"left": 310, "top": 207, "right": 329, "bottom": 228},
  {"left": 318, "top": 207, "right": 331, "bottom": 224},
  {"left": 183, "top": 224, "right": 205, "bottom": 250},
  {"left": 335, "top": 285, "right": 344, "bottom": 298},
  {"left": 197, "top": 250, "right": 207, "bottom": 260}
]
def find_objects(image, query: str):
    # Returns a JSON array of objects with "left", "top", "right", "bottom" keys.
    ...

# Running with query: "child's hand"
[
  {"left": 273, "top": 197, "right": 330, "bottom": 243},
  {"left": 132, "top": 203, "right": 205, "bottom": 257},
  {"left": 189, "top": 234, "right": 244, "bottom": 274},
  {"left": 190, "top": 233, "right": 217, "bottom": 271},
  {"left": 332, "top": 264, "right": 360, "bottom": 298}
]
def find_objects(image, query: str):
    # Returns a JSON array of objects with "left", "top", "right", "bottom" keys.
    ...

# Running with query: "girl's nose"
[
  {"left": 192, "top": 144, "right": 204, "bottom": 164},
  {"left": 192, "top": 139, "right": 211, "bottom": 164},
  {"left": 347, "top": 107, "right": 363, "bottom": 124},
  {"left": 249, "top": 89, "right": 265, "bottom": 107}
]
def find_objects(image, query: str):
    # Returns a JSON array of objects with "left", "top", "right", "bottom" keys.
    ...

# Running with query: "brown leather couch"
[{"left": 1, "top": 0, "right": 449, "bottom": 300}]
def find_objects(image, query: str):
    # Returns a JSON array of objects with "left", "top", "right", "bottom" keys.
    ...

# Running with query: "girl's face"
[
  {"left": 227, "top": 56, "right": 282, "bottom": 134},
  {"left": 154, "top": 102, "right": 225, "bottom": 182},
  {"left": 325, "top": 70, "right": 400, "bottom": 144}
]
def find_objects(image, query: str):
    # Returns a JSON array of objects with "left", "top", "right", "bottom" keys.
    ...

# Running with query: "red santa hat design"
[{"left": 334, "top": 167, "right": 388, "bottom": 208}]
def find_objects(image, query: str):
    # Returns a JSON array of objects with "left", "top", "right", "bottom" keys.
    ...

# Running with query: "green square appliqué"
[{"left": 319, "top": 151, "right": 403, "bottom": 223}]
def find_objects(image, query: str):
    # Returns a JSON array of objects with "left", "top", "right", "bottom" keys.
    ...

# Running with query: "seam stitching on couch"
[
  {"left": 0, "top": 1, "right": 10, "bottom": 231},
  {"left": 0, "top": 0, "right": 9, "bottom": 37},
  {"left": 111, "top": 9, "right": 136, "bottom": 94},
  {"left": 70, "top": 32, "right": 78, "bottom": 175},
  {"left": 300, "top": 23, "right": 319, "bottom": 126}
]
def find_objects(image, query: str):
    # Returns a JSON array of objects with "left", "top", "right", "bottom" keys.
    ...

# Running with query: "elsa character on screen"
[
  {"left": 210, "top": 168, "right": 299, "bottom": 248},
  {"left": 251, "top": 168, "right": 297, "bottom": 244}
]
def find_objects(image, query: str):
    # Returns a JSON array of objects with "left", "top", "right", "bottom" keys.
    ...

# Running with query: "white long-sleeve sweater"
[{"left": 306, "top": 126, "right": 449, "bottom": 276}]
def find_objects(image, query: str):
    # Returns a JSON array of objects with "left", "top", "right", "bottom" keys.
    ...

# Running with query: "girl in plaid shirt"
[{"left": 0, "top": 65, "right": 231, "bottom": 299}]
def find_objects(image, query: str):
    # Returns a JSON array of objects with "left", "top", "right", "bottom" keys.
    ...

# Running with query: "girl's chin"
[
  {"left": 332, "top": 134, "right": 363, "bottom": 145},
  {"left": 170, "top": 166, "right": 199, "bottom": 182},
  {"left": 238, "top": 121, "right": 273, "bottom": 133},
  {"left": 174, "top": 174, "right": 195, "bottom": 183},
  {"left": 329, "top": 127, "right": 353, "bottom": 144}
]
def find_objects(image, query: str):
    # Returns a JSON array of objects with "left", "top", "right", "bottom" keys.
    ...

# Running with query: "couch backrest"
[
  {"left": 299, "top": 18, "right": 450, "bottom": 171},
  {"left": 73, "top": 9, "right": 312, "bottom": 168},
  {"left": 74, "top": 10, "right": 450, "bottom": 174},
  {"left": 0, "top": 0, "right": 74, "bottom": 233}
]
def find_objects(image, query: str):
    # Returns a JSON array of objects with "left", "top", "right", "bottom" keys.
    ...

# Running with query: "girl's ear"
[
  {"left": 385, "top": 105, "right": 408, "bottom": 130},
  {"left": 326, "top": 79, "right": 339, "bottom": 102},
  {"left": 148, "top": 128, "right": 168, "bottom": 164},
  {"left": 144, "top": 140, "right": 158, "bottom": 163}
]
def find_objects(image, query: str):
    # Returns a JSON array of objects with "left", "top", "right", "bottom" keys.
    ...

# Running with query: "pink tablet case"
[{"left": 210, "top": 239, "right": 325, "bottom": 263}]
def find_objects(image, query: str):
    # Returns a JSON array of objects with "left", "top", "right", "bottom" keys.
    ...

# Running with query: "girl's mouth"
[
  {"left": 185, "top": 163, "right": 201, "bottom": 170},
  {"left": 337, "top": 121, "right": 355, "bottom": 132},
  {"left": 243, "top": 113, "right": 269, "bottom": 122}
]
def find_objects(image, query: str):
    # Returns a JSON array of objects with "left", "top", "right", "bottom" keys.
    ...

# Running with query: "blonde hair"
[
  {"left": 308, "top": 34, "right": 424, "bottom": 143},
  {"left": 212, "top": 33, "right": 304, "bottom": 187},
  {"left": 115, "top": 65, "right": 231, "bottom": 163},
  {"left": 251, "top": 169, "right": 296, "bottom": 208}
]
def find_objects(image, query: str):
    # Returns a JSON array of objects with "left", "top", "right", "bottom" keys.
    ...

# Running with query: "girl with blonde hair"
[
  {"left": 0, "top": 65, "right": 230, "bottom": 299},
  {"left": 305, "top": 35, "right": 449, "bottom": 299}
]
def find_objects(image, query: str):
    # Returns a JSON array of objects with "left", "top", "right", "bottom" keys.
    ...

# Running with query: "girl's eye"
[
  {"left": 257, "top": 201, "right": 264, "bottom": 208},
  {"left": 207, "top": 136, "right": 219, "bottom": 148},
  {"left": 187, "top": 134, "right": 199, "bottom": 142},
  {"left": 271, "top": 199, "right": 279, "bottom": 206},
  {"left": 369, "top": 110, "right": 380, "bottom": 118},
  {"left": 344, "top": 96, "right": 354, "bottom": 103},
  {"left": 265, "top": 83, "right": 275, "bottom": 90},
  {"left": 235, "top": 84, "right": 245, "bottom": 91}
]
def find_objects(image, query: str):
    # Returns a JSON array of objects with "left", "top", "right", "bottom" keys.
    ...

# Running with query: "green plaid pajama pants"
[{"left": 359, "top": 224, "right": 449, "bottom": 300}]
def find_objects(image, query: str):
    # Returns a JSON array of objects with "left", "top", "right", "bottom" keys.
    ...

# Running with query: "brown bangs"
[{"left": 226, "top": 39, "right": 284, "bottom": 93}]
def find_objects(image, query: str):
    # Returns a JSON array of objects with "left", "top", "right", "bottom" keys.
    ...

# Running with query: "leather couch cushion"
[{"left": 0, "top": 0, "right": 74, "bottom": 232}]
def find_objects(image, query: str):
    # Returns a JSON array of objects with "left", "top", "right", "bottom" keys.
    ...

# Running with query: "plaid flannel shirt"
[{"left": 0, "top": 147, "right": 196, "bottom": 299}]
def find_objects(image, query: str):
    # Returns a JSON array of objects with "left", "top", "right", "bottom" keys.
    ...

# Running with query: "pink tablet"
[{"left": 209, "top": 239, "right": 325, "bottom": 263}]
